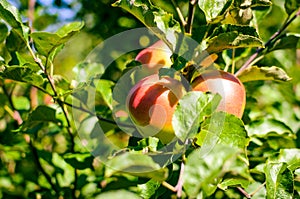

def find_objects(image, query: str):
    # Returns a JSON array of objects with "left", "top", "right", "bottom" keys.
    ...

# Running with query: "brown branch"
[{"left": 235, "top": 8, "right": 300, "bottom": 77}]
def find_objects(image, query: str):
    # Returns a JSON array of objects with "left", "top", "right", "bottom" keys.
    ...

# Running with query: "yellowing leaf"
[{"left": 238, "top": 66, "right": 292, "bottom": 82}]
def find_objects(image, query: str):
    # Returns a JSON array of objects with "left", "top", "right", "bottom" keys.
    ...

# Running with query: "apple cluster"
[{"left": 126, "top": 40, "right": 246, "bottom": 144}]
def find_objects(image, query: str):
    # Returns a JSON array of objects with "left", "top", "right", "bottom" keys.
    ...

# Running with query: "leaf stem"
[
  {"left": 57, "top": 98, "right": 135, "bottom": 128},
  {"left": 235, "top": 8, "right": 300, "bottom": 77},
  {"left": 185, "top": 0, "right": 198, "bottom": 34},
  {"left": 249, "top": 181, "right": 266, "bottom": 197},
  {"left": 175, "top": 160, "right": 185, "bottom": 198}
]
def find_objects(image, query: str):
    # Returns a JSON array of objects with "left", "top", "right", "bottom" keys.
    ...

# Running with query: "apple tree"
[{"left": 0, "top": 0, "right": 300, "bottom": 198}]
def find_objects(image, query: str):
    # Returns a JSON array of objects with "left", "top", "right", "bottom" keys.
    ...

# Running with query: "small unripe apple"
[
  {"left": 127, "top": 74, "right": 186, "bottom": 144},
  {"left": 192, "top": 70, "right": 246, "bottom": 118},
  {"left": 135, "top": 40, "right": 173, "bottom": 73}
]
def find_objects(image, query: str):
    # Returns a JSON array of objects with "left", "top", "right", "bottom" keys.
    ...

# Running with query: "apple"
[
  {"left": 126, "top": 74, "right": 186, "bottom": 144},
  {"left": 192, "top": 70, "right": 246, "bottom": 118},
  {"left": 135, "top": 40, "right": 173, "bottom": 73}
]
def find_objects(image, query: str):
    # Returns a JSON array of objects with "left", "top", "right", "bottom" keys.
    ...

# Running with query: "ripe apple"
[
  {"left": 126, "top": 74, "right": 186, "bottom": 144},
  {"left": 192, "top": 70, "right": 246, "bottom": 118},
  {"left": 135, "top": 40, "right": 173, "bottom": 73}
]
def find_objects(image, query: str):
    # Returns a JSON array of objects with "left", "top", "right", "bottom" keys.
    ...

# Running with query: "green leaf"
[
  {"left": 0, "top": 66, "right": 44, "bottom": 86},
  {"left": 285, "top": 0, "right": 300, "bottom": 15},
  {"left": 95, "top": 79, "right": 114, "bottom": 110},
  {"left": 198, "top": 0, "right": 232, "bottom": 23},
  {"left": 138, "top": 179, "right": 161, "bottom": 199},
  {"left": 112, "top": 0, "right": 180, "bottom": 47},
  {"left": 246, "top": 118, "right": 294, "bottom": 138},
  {"left": 172, "top": 91, "right": 221, "bottom": 142},
  {"left": 183, "top": 145, "right": 241, "bottom": 197},
  {"left": 271, "top": 149, "right": 300, "bottom": 171},
  {"left": 6, "top": 29, "right": 27, "bottom": 52},
  {"left": 251, "top": 0, "right": 272, "bottom": 7},
  {"left": 56, "top": 21, "right": 84, "bottom": 37},
  {"left": 64, "top": 153, "right": 94, "bottom": 170},
  {"left": 21, "top": 105, "right": 60, "bottom": 132},
  {"left": 0, "top": 0, "right": 29, "bottom": 44},
  {"left": 238, "top": 66, "right": 292, "bottom": 82},
  {"left": 30, "top": 21, "right": 84, "bottom": 58},
  {"left": 28, "top": 105, "right": 59, "bottom": 123},
  {"left": 0, "top": 22, "right": 8, "bottom": 43},
  {"left": 105, "top": 152, "right": 168, "bottom": 181},
  {"left": 218, "top": 178, "right": 250, "bottom": 190},
  {"left": 269, "top": 33, "right": 300, "bottom": 51},
  {"left": 95, "top": 190, "right": 141, "bottom": 199},
  {"left": 206, "top": 24, "right": 263, "bottom": 53},
  {"left": 264, "top": 162, "right": 294, "bottom": 199},
  {"left": 196, "top": 112, "right": 248, "bottom": 149}
]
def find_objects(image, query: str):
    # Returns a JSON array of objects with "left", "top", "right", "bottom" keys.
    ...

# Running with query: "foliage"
[{"left": 0, "top": 0, "right": 300, "bottom": 198}]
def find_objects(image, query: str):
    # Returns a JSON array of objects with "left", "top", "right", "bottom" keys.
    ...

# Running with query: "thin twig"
[
  {"left": 235, "top": 8, "right": 300, "bottom": 77},
  {"left": 171, "top": 0, "right": 187, "bottom": 29},
  {"left": 57, "top": 99, "right": 133, "bottom": 127},
  {"left": 29, "top": 139, "right": 60, "bottom": 195},
  {"left": 162, "top": 181, "right": 177, "bottom": 192},
  {"left": 237, "top": 187, "right": 251, "bottom": 198},
  {"left": 175, "top": 160, "right": 185, "bottom": 198},
  {"left": 185, "top": 0, "right": 198, "bottom": 34}
]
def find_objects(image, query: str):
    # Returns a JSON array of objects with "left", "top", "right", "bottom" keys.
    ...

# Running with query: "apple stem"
[
  {"left": 234, "top": 7, "right": 300, "bottom": 77},
  {"left": 231, "top": 48, "right": 236, "bottom": 74}
]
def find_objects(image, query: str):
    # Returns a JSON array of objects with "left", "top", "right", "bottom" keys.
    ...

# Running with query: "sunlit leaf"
[
  {"left": 264, "top": 162, "right": 294, "bottom": 199},
  {"left": 0, "top": 0, "right": 29, "bottom": 41},
  {"left": 138, "top": 179, "right": 161, "bottom": 199},
  {"left": 105, "top": 152, "right": 168, "bottom": 181},
  {"left": 30, "top": 21, "right": 84, "bottom": 58},
  {"left": 198, "top": 0, "right": 232, "bottom": 23},
  {"left": 270, "top": 149, "right": 300, "bottom": 171},
  {"left": 183, "top": 145, "right": 241, "bottom": 197},
  {"left": 246, "top": 118, "right": 294, "bottom": 137},
  {"left": 0, "top": 65, "right": 44, "bottom": 86},
  {"left": 64, "top": 153, "right": 94, "bottom": 170},
  {"left": 238, "top": 66, "right": 292, "bottom": 82},
  {"left": 112, "top": 0, "right": 180, "bottom": 47},
  {"left": 95, "top": 79, "right": 114, "bottom": 110},
  {"left": 95, "top": 189, "right": 141, "bottom": 199},
  {"left": 196, "top": 112, "right": 248, "bottom": 149},
  {"left": 206, "top": 24, "right": 263, "bottom": 53},
  {"left": 172, "top": 91, "right": 221, "bottom": 142},
  {"left": 251, "top": 0, "right": 272, "bottom": 7}
]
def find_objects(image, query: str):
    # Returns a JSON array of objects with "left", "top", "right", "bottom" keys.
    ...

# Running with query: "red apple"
[
  {"left": 126, "top": 74, "right": 186, "bottom": 144},
  {"left": 192, "top": 70, "right": 246, "bottom": 118},
  {"left": 135, "top": 40, "right": 173, "bottom": 73}
]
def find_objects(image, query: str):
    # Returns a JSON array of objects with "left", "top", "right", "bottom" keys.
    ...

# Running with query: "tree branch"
[{"left": 235, "top": 8, "right": 300, "bottom": 77}]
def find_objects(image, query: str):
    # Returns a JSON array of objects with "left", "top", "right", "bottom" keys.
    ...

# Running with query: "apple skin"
[
  {"left": 192, "top": 70, "right": 246, "bottom": 118},
  {"left": 127, "top": 74, "right": 185, "bottom": 144},
  {"left": 135, "top": 40, "right": 173, "bottom": 73}
]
